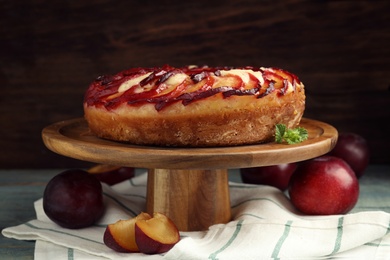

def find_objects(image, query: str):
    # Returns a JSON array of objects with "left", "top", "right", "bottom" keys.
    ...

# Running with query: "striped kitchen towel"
[{"left": 2, "top": 171, "right": 390, "bottom": 259}]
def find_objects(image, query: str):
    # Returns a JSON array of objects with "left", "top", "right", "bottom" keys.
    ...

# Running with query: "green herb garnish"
[{"left": 275, "top": 124, "right": 308, "bottom": 144}]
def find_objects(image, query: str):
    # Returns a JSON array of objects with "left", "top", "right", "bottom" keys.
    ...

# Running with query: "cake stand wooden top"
[{"left": 42, "top": 118, "right": 338, "bottom": 169}]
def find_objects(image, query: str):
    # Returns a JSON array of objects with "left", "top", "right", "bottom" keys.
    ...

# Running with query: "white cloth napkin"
[{"left": 3, "top": 172, "right": 390, "bottom": 259}]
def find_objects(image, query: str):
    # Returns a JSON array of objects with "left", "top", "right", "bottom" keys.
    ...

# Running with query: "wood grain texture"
[
  {"left": 41, "top": 117, "right": 336, "bottom": 231},
  {"left": 146, "top": 169, "right": 231, "bottom": 231},
  {"left": 41, "top": 118, "right": 337, "bottom": 169},
  {"left": 1, "top": 0, "right": 389, "bottom": 168}
]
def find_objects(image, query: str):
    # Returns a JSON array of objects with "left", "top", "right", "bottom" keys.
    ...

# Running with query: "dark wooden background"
[{"left": 1, "top": 0, "right": 389, "bottom": 169}]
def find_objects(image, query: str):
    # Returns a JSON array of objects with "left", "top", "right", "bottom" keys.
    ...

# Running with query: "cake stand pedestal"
[{"left": 42, "top": 118, "right": 337, "bottom": 231}]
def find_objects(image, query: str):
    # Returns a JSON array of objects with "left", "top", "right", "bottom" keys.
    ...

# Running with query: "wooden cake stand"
[{"left": 42, "top": 118, "right": 337, "bottom": 231}]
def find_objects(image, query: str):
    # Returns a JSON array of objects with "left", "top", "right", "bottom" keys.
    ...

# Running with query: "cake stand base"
[
  {"left": 147, "top": 168, "right": 230, "bottom": 231},
  {"left": 41, "top": 118, "right": 338, "bottom": 231}
]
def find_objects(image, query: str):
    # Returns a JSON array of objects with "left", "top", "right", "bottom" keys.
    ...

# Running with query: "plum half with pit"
[{"left": 43, "top": 169, "right": 105, "bottom": 229}]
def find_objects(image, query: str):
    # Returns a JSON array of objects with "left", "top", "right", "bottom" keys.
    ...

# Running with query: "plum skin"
[
  {"left": 240, "top": 163, "right": 297, "bottom": 190},
  {"left": 90, "top": 166, "right": 135, "bottom": 185},
  {"left": 288, "top": 156, "right": 359, "bottom": 215},
  {"left": 135, "top": 224, "right": 177, "bottom": 254},
  {"left": 328, "top": 132, "right": 370, "bottom": 178},
  {"left": 43, "top": 169, "right": 105, "bottom": 229}
]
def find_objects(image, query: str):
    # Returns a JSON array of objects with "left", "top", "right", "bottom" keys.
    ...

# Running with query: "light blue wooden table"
[{"left": 1, "top": 165, "right": 389, "bottom": 259}]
